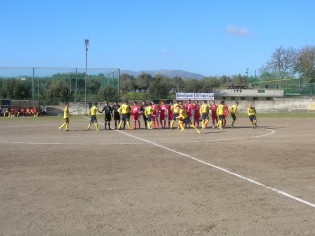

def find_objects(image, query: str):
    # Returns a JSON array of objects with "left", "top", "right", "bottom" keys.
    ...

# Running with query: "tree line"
[{"left": 0, "top": 45, "right": 314, "bottom": 104}]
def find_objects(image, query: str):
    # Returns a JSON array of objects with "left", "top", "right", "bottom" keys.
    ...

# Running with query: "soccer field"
[{"left": 0, "top": 116, "right": 315, "bottom": 235}]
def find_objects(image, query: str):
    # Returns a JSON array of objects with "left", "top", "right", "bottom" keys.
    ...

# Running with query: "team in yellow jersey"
[
  {"left": 248, "top": 104, "right": 258, "bottom": 128},
  {"left": 57, "top": 100, "right": 259, "bottom": 131},
  {"left": 87, "top": 102, "right": 101, "bottom": 131},
  {"left": 59, "top": 103, "right": 70, "bottom": 131}
]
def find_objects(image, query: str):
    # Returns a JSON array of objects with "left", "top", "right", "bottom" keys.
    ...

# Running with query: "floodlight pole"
[{"left": 84, "top": 39, "right": 89, "bottom": 115}]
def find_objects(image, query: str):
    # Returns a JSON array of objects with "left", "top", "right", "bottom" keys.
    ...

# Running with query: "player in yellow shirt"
[
  {"left": 216, "top": 101, "right": 225, "bottom": 129},
  {"left": 118, "top": 100, "right": 131, "bottom": 130},
  {"left": 200, "top": 100, "right": 210, "bottom": 129},
  {"left": 87, "top": 102, "right": 101, "bottom": 131},
  {"left": 177, "top": 106, "right": 200, "bottom": 133},
  {"left": 144, "top": 102, "right": 154, "bottom": 129},
  {"left": 230, "top": 101, "right": 239, "bottom": 128},
  {"left": 59, "top": 103, "right": 70, "bottom": 131},
  {"left": 170, "top": 100, "right": 180, "bottom": 129},
  {"left": 248, "top": 104, "right": 257, "bottom": 128}
]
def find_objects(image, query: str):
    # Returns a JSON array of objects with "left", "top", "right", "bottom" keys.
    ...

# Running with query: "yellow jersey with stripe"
[
  {"left": 200, "top": 104, "right": 210, "bottom": 114},
  {"left": 248, "top": 107, "right": 256, "bottom": 116},
  {"left": 90, "top": 105, "right": 99, "bottom": 116},
  {"left": 230, "top": 104, "right": 238, "bottom": 114},
  {"left": 178, "top": 108, "right": 188, "bottom": 120},
  {"left": 120, "top": 104, "right": 131, "bottom": 114},
  {"left": 216, "top": 104, "right": 224, "bottom": 115},
  {"left": 144, "top": 105, "right": 154, "bottom": 116},
  {"left": 172, "top": 103, "right": 179, "bottom": 112},
  {"left": 63, "top": 106, "right": 70, "bottom": 119}
]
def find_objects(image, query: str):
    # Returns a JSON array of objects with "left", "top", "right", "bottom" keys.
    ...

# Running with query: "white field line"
[{"left": 116, "top": 129, "right": 315, "bottom": 209}]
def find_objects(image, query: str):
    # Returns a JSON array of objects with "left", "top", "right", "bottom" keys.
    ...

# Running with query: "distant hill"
[{"left": 121, "top": 69, "right": 205, "bottom": 79}]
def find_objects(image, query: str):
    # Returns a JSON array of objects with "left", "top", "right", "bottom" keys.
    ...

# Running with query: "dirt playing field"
[{"left": 0, "top": 116, "right": 315, "bottom": 235}]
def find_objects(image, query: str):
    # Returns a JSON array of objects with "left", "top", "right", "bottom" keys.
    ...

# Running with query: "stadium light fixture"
[{"left": 84, "top": 39, "right": 89, "bottom": 115}]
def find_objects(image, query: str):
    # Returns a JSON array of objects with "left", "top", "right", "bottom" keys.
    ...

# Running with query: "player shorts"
[
  {"left": 90, "top": 115, "right": 97, "bottom": 123},
  {"left": 201, "top": 113, "right": 209, "bottom": 120},
  {"left": 231, "top": 113, "right": 236, "bottom": 121},
  {"left": 113, "top": 113, "right": 120, "bottom": 120},
  {"left": 249, "top": 115, "right": 256, "bottom": 122},
  {"left": 172, "top": 112, "right": 179, "bottom": 120},
  {"left": 64, "top": 118, "right": 69, "bottom": 123},
  {"left": 133, "top": 113, "right": 139, "bottom": 121},
  {"left": 182, "top": 117, "right": 191, "bottom": 125},
  {"left": 147, "top": 114, "right": 153, "bottom": 122},
  {"left": 105, "top": 114, "right": 111, "bottom": 121},
  {"left": 121, "top": 114, "right": 130, "bottom": 121},
  {"left": 218, "top": 115, "right": 224, "bottom": 121},
  {"left": 159, "top": 115, "right": 165, "bottom": 120}
]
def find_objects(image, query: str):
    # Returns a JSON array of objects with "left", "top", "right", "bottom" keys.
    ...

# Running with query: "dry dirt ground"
[{"left": 0, "top": 116, "right": 315, "bottom": 235}]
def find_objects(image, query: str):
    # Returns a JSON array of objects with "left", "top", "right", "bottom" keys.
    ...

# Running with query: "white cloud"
[{"left": 225, "top": 25, "right": 252, "bottom": 36}]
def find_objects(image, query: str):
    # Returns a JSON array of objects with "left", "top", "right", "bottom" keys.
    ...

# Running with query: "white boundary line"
[{"left": 116, "top": 129, "right": 315, "bottom": 209}]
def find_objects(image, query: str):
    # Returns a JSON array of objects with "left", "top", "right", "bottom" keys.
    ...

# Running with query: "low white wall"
[
  {"left": 232, "top": 97, "right": 315, "bottom": 113},
  {"left": 46, "top": 98, "right": 315, "bottom": 115}
]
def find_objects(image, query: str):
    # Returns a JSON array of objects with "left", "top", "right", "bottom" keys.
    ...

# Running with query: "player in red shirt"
[
  {"left": 159, "top": 101, "right": 168, "bottom": 129},
  {"left": 193, "top": 101, "right": 201, "bottom": 128},
  {"left": 185, "top": 99, "right": 195, "bottom": 128},
  {"left": 210, "top": 101, "right": 218, "bottom": 128},
  {"left": 131, "top": 101, "right": 141, "bottom": 129},
  {"left": 168, "top": 101, "right": 173, "bottom": 128},
  {"left": 152, "top": 101, "right": 160, "bottom": 129},
  {"left": 223, "top": 103, "right": 229, "bottom": 128}
]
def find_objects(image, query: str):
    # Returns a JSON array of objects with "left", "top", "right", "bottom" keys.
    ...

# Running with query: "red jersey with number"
[
  {"left": 211, "top": 104, "right": 218, "bottom": 117},
  {"left": 159, "top": 104, "right": 168, "bottom": 119},
  {"left": 194, "top": 105, "right": 200, "bottom": 119}
]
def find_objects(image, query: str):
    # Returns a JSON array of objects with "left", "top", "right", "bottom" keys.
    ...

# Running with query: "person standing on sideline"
[
  {"left": 100, "top": 101, "right": 112, "bottom": 130},
  {"left": 131, "top": 101, "right": 141, "bottom": 129},
  {"left": 210, "top": 101, "right": 218, "bottom": 128},
  {"left": 248, "top": 104, "right": 258, "bottom": 128},
  {"left": 216, "top": 101, "right": 225, "bottom": 129},
  {"left": 230, "top": 101, "right": 239, "bottom": 128},
  {"left": 140, "top": 101, "right": 148, "bottom": 129},
  {"left": 118, "top": 100, "right": 131, "bottom": 130},
  {"left": 200, "top": 100, "right": 210, "bottom": 129},
  {"left": 59, "top": 103, "right": 70, "bottom": 131},
  {"left": 112, "top": 101, "right": 120, "bottom": 129},
  {"left": 87, "top": 102, "right": 101, "bottom": 131}
]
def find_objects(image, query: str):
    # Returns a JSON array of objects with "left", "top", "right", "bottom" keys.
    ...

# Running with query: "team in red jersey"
[
  {"left": 159, "top": 101, "right": 168, "bottom": 129},
  {"left": 131, "top": 101, "right": 141, "bottom": 129},
  {"left": 210, "top": 101, "right": 218, "bottom": 128}
]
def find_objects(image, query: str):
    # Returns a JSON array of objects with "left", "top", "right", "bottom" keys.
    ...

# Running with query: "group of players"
[
  {"left": 59, "top": 99, "right": 258, "bottom": 132},
  {"left": 1, "top": 106, "right": 41, "bottom": 117}
]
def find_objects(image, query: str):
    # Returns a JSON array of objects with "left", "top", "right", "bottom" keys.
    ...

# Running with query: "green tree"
[
  {"left": 136, "top": 73, "right": 152, "bottom": 92},
  {"left": 171, "top": 76, "right": 185, "bottom": 92},
  {"left": 183, "top": 79, "right": 201, "bottom": 92},
  {"left": 120, "top": 73, "right": 135, "bottom": 93},
  {"left": 0, "top": 79, "right": 31, "bottom": 99},
  {"left": 98, "top": 86, "right": 118, "bottom": 102},
  {"left": 295, "top": 46, "right": 315, "bottom": 82},
  {"left": 149, "top": 74, "right": 170, "bottom": 99},
  {"left": 45, "top": 80, "right": 71, "bottom": 104},
  {"left": 200, "top": 77, "right": 220, "bottom": 92}
]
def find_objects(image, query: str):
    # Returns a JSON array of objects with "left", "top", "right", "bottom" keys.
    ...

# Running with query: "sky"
[{"left": 1, "top": 0, "right": 315, "bottom": 77}]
